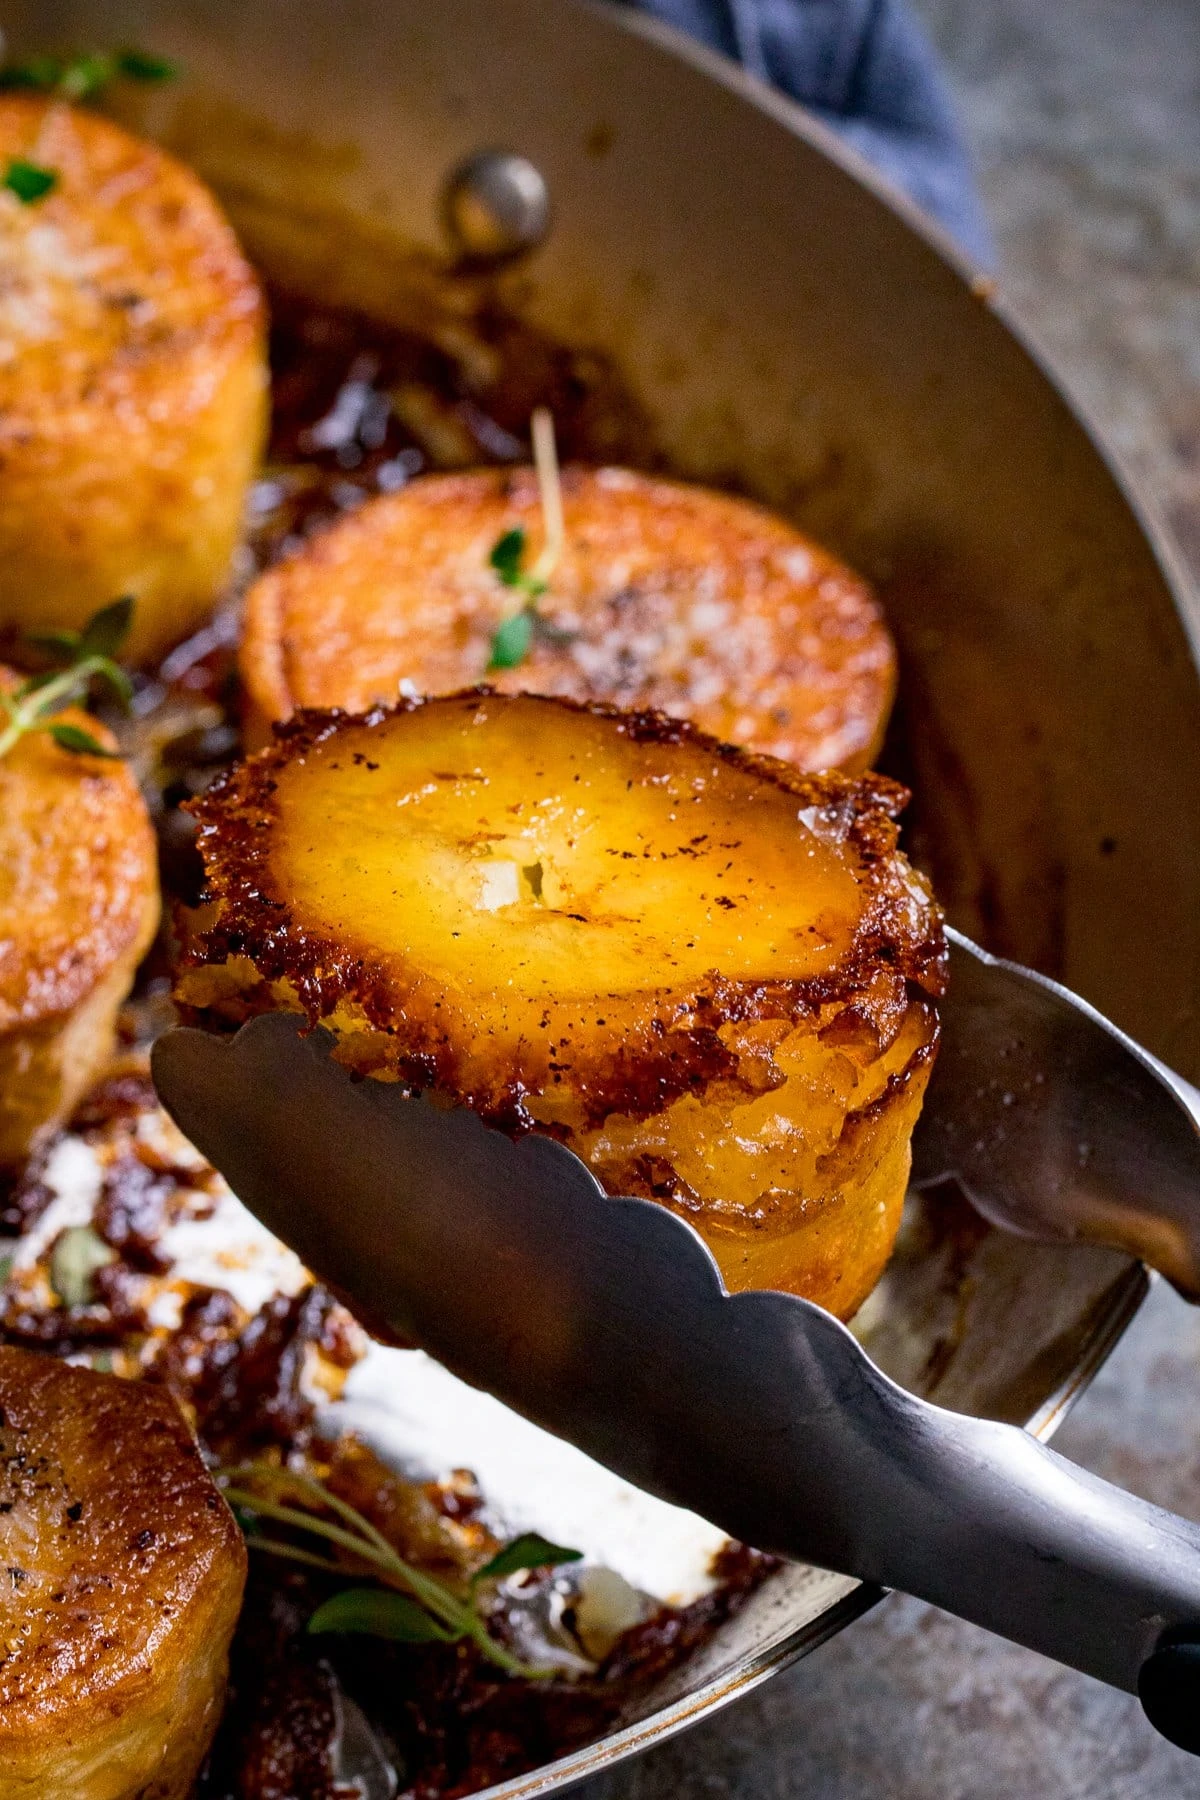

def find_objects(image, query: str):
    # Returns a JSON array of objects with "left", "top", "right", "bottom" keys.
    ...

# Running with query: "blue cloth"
[{"left": 623, "top": 0, "right": 992, "bottom": 264}]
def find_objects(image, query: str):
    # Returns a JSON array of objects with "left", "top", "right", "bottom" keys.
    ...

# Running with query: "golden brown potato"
[
  {"left": 0, "top": 673, "right": 159, "bottom": 1168},
  {"left": 239, "top": 467, "right": 895, "bottom": 771},
  {"left": 0, "top": 1345, "right": 246, "bottom": 1800},
  {"left": 177, "top": 693, "right": 945, "bottom": 1317},
  {"left": 0, "top": 96, "right": 267, "bottom": 665}
]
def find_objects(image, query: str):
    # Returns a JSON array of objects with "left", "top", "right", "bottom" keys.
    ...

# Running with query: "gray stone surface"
[
  {"left": 580, "top": 2, "right": 1200, "bottom": 1794},
  {"left": 918, "top": 0, "right": 1200, "bottom": 572},
  {"left": 583, "top": 1287, "right": 1200, "bottom": 1800}
]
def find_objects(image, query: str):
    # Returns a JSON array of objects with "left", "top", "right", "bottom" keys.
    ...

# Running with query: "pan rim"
[
  {"left": 446, "top": 9, "right": 1177, "bottom": 1788},
  {"left": 0, "top": 1, "right": 1181, "bottom": 1788},
  {"left": 580, "top": 0, "right": 1200, "bottom": 670},
  {"left": 464, "top": 1259, "right": 1150, "bottom": 1799}
]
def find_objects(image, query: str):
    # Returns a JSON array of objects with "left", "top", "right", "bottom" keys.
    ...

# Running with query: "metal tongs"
[{"left": 152, "top": 929, "right": 1200, "bottom": 1754}]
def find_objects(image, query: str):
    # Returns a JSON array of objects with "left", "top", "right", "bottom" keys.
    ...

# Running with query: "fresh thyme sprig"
[
  {"left": 217, "top": 1461, "right": 581, "bottom": 1680},
  {"left": 487, "top": 407, "right": 564, "bottom": 672},
  {"left": 0, "top": 47, "right": 178, "bottom": 101},
  {"left": 0, "top": 597, "right": 134, "bottom": 762},
  {"left": 0, "top": 46, "right": 177, "bottom": 204}
]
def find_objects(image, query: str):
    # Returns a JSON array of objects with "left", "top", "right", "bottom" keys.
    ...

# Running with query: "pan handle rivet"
[{"left": 443, "top": 151, "right": 551, "bottom": 264}]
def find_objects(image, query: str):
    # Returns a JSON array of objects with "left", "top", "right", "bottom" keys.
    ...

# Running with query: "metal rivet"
[{"left": 443, "top": 151, "right": 551, "bottom": 264}]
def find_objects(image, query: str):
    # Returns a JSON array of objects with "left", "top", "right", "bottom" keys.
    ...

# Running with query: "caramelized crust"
[
  {"left": 0, "top": 96, "right": 267, "bottom": 664},
  {"left": 0, "top": 673, "right": 159, "bottom": 1166},
  {"left": 178, "top": 694, "right": 944, "bottom": 1316},
  {"left": 239, "top": 467, "right": 895, "bottom": 771},
  {"left": 0, "top": 1346, "right": 246, "bottom": 1800}
]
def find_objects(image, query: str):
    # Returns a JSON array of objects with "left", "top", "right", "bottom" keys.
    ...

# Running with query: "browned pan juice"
[{"left": 0, "top": 283, "right": 772, "bottom": 1800}]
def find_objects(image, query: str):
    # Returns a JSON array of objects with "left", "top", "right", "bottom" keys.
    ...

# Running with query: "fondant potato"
[
  {"left": 0, "top": 671, "right": 159, "bottom": 1168},
  {"left": 0, "top": 96, "right": 267, "bottom": 664},
  {"left": 239, "top": 467, "right": 895, "bottom": 771},
  {"left": 178, "top": 693, "right": 945, "bottom": 1318},
  {"left": 0, "top": 1346, "right": 246, "bottom": 1800}
]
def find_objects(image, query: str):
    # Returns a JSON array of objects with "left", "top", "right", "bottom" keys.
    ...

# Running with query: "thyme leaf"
[
  {"left": 80, "top": 595, "right": 136, "bottom": 659},
  {"left": 113, "top": 49, "right": 178, "bottom": 84},
  {"left": 489, "top": 527, "right": 528, "bottom": 588},
  {"left": 487, "top": 608, "right": 534, "bottom": 671},
  {"left": 0, "top": 54, "right": 62, "bottom": 92},
  {"left": 473, "top": 1532, "right": 583, "bottom": 1585},
  {"left": 25, "top": 630, "right": 82, "bottom": 658},
  {"left": 49, "top": 1225, "right": 115, "bottom": 1308},
  {"left": 3, "top": 158, "right": 57, "bottom": 203},
  {"left": 309, "top": 1586, "right": 459, "bottom": 1644},
  {"left": 48, "top": 722, "right": 120, "bottom": 758}
]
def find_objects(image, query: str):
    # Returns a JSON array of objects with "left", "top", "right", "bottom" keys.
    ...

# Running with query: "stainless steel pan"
[{"left": 5, "top": 1, "right": 1198, "bottom": 1792}]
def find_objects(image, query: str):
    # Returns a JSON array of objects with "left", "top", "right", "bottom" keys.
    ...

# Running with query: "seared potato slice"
[
  {"left": 0, "top": 673, "right": 159, "bottom": 1168},
  {"left": 0, "top": 1346, "right": 246, "bottom": 1800},
  {"left": 178, "top": 694, "right": 945, "bottom": 1317},
  {"left": 239, "top": 467, "right": 895, "bottom": 771},
  {"left": 0, "top": 96, "right": 267, "bottom": 664}
]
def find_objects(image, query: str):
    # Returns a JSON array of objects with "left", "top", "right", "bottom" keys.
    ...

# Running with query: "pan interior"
[{"left": 1, "top": 0, "right": 1192, "bottom": 1791}]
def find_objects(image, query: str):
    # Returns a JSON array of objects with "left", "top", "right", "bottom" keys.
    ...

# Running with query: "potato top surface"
[
  {"left": 0, "top": 94, "right": 262, "bottom": 422},
  {"left": 239, "top": 467, "right": 895, "bottom": 772},
  {"left": 0, "top": 672, "right": 159, "bottom": 1029},
  {"left": 0, "top": 1345, "right": 245, "bottom": 1730},
  {"left": 181, "top": 693, "right": 945, "bottom": 1127}
]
